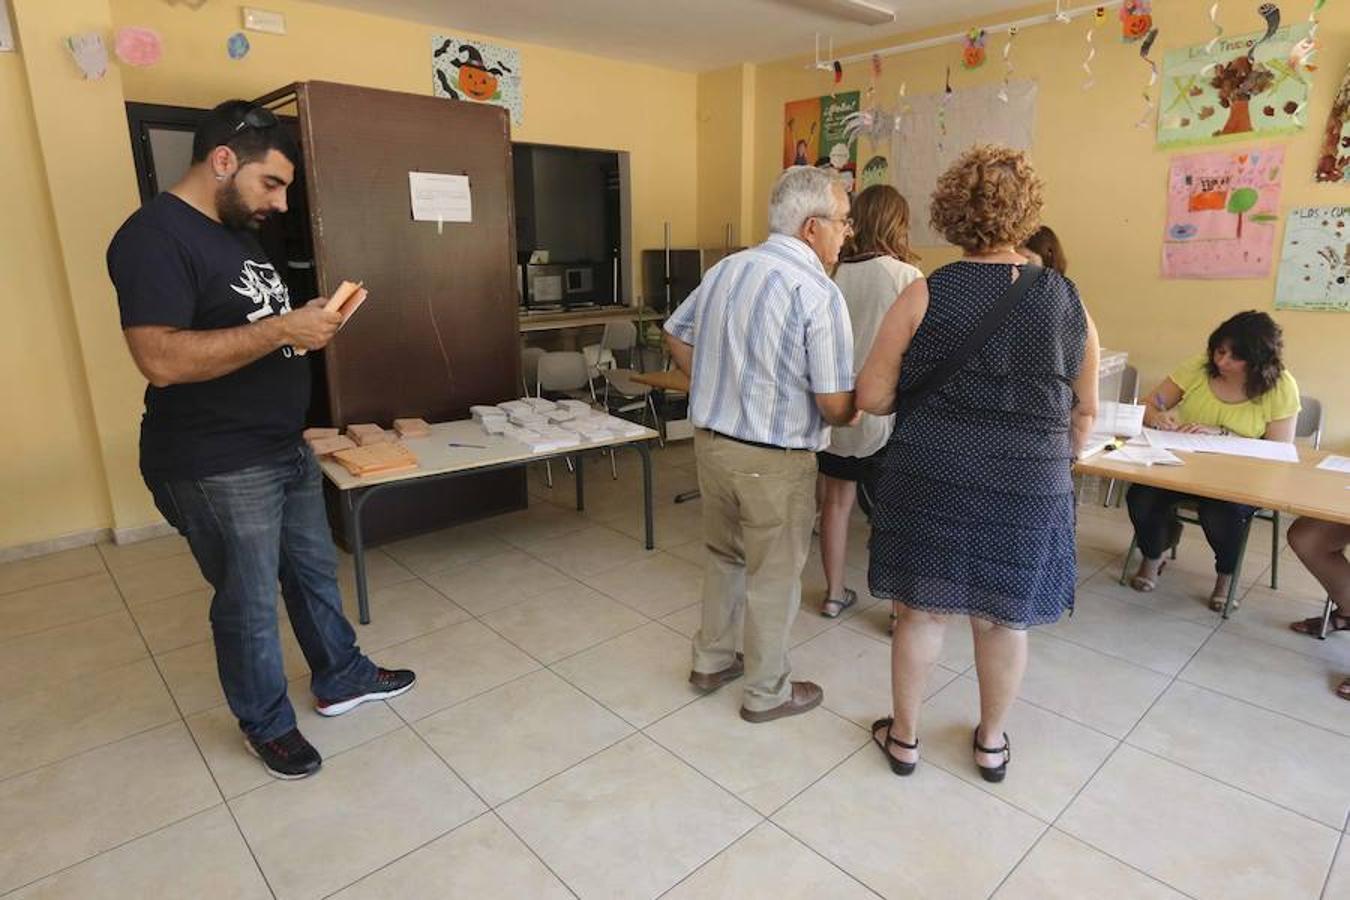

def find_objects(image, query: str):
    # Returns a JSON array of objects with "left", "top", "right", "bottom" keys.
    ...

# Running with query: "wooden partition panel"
[{"left": 294, "top": 81, "right": 525, "bottom": 544}]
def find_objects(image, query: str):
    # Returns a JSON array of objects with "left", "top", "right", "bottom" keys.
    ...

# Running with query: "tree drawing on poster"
[
  {"left": 431, "top": 36, "right": 522, "bottom": 125},
  {"left": 1316, "top": 65, "right": 1350, "bottom": 183},
  {"left": 1156, "top": 24, "right": 1312, "bottom": 147},
  {"left": 891, "top": 81, "right": 1037, "bottom": 247},
  {"left": 784, "top": 92, "right": 860, "bottom": 191},
  {"left": 1275, "top": 207, "right": 1350, "bottom": 311},
  {"left": 1162, "top": 148, "right": 1284, "bottom": 279}
]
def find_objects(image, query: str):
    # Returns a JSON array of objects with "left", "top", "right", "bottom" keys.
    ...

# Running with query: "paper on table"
[
  {"left": 1316, "top": 455, "right": 1350, "bottom": 474},
  {"left": 409, "top": 172, "right": 472, "bottom": 223},
  {"left": 1111, "top": 444, "right": 1185, "bottom": 466},
  {"left": 1142, "top": 428, "right": 1300, "bottom": 463}
]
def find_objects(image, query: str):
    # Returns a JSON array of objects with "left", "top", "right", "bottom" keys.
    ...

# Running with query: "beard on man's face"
[{"left": 216, "top": 178, "right": 269, "bottom": 231}]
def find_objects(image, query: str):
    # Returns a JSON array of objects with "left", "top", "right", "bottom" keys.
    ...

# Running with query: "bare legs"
[
  {"left": 818, "top": 474, "right": 856, "bottom": 605},
  {"left": 970, "top": 618, "right": 1028, "bottom": 765}
]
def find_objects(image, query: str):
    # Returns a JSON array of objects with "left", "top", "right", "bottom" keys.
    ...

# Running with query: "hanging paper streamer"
[
  {"left": 1289, "top": 0, "right": 1325, "bottom": 123},
  {"left": 997, "top": 27, "right": 1018, "bottom": 103},
  {"left": 65, "top": 32, "right": 109, "bottom": 80},
  {"left": 1120, "top": 0, "right": 1154, "bottom": 42},
  {"left": 1248, "top": 3, "right": 1281, "bottom": 62},
  {"left": 1135, "top": 27, "right": 1160, "bottom": 128},
  {"left": 1083, "top": 7, "right": 1106, "bottom": 90},
  {"left": 227, "top": 32, "right": 250, "bottom": 60},
  {"left": 962, "top": 29, "right": 987, "bottom": 70},
  {"left": 833, "top": 59, "right": 843, "bottom": 84},
  {"left": 113, "top": 27, "right": 163, "bottom": 67},
  {"left": 1200, "top": 2, "right": 1225, "bottom": 75},
  {"left": 842, "top": 54, "right": 892, "bottom": 144},
  {"left": 937, "top": 67, "right": 954, "bottom": 153}
]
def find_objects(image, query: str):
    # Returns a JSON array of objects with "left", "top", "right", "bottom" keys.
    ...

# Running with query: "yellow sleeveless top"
[{"left": 1168, "top": 354, "right": 1300, "bottom": 439}]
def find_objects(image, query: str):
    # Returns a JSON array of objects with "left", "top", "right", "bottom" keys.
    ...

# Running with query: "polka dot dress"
[{"left": 868, "top": 261, "right": 1087, "bottom": 629}]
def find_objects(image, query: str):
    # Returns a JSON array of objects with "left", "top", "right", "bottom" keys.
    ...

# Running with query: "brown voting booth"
[{"left": 253, "top": 81, "right": 526, "bottom": 546}]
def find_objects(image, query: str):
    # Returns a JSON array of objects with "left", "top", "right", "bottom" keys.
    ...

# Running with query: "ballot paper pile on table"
[{"left": 470, "top": 398, "right": 648, "bottom": 453}]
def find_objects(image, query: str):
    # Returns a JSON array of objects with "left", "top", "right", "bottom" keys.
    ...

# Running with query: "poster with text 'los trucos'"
[
  {"left": 1162, "top": 147, "right": 1284, "bottom": 279},
  {"left": 1275, "top": 208, "right": 1349, "bottom": 311},
  {"left": 783, "top": 92, "right": 860, "bottom": 189},
  {"left": 1157, "top": 24, "right": 1312, "bottom": 148},
  {"left": 432, "top": 36, "right": 522, "bottom": 125}
]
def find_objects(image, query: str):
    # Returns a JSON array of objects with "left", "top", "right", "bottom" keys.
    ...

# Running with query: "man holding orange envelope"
[{"left": 107, "top": 100, "right": 413, "bottom": 781}]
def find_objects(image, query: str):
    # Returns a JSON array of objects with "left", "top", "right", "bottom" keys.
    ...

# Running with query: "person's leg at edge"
[
  {"left": 878, "top": 606, "right": 947, "bottom": 766},
  {"left": 1288, "top": 517, "right": 1350, "bottom": 613},
  {"left": 970, "top": 617, "right": 1028, "bottom": 769},
  {"left": 819, "top": 473, "right": 857, "bottom": 611}
]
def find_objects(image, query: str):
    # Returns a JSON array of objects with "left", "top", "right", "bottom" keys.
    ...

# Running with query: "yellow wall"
[
  {"left": 0, "top": 54, "right": 113, "bottom": 548},
  {"left": 747, "top": 0, "right": 1349, "bottom": 447},
  {"left": 697, "top": 64, "right": 757, "bottom": 248}
]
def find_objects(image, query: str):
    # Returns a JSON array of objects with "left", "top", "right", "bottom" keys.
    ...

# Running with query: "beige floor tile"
[
  {"left": 666, "top": 538, "right": 709, "bottom": 567},
  {"left": 479, "top": 581, "right": 646, "bottom": 664},
  {"left": 331, "top": 812, "right": 572, "bottom": 899},
  {"left": 1326, "top": 844, "right": 1350, "bottom": 899},
  {"left": 648, "top": 687, "right": 866, "bottom": 814},
  {"left": 129, "top": 588, "right": 213, "bottom": 655},
  {"left": 0, "top": 611, "right": 148, "bottom": 698},
  {"left": 662, "top": 601, "right": 703, "bottom": 636},
  {"left": 112, "top": 552, "right": 210, "bottom": 606},
  {"left": 156, "top": 633, "right": 310, "bottom": 717},
  {"left": 416, "top": 669, "right": 633, "bottom": 806},
  {"left": 499, "top": 734, "right": 759, "bottom": 900},
  {"left": 1019, "top": 634, "right": 1169, "bottom": 738},
  {"left": 774, "top": 748, "right": 1044, "bottom": 899},
  {"left": 659, "top": 598, "right": 841, "bottom": 652},
  {"left": 666, "top": 821, "right": 876, "bottom": 900},
  {"left": 336, "top": 547, "right": 417, "bottom": 596},
  {"left": 919, "top": 676, "right": 1118, "bottom": 822},
  {"left": 382, "top": 526, "right": 515, "bottom": 578},
  {"left": 1059, "top": 745, "right": 1338, "bottom": 900},
  {"left": 485, "top": 502, "right": 594, "bottom": 547},
  {"left": 97, "top": 534, "right": 191, "bottom": 577},
  {"left": 1073, "top": 511, "right": 1138, "bottom": 553},
  {"left": 0, "top": 722, "right": 220, "bottom": 894},
  {"left": 994, "top": 829, "right": 1185, "bottom": 899},
  {"left": 581, "top": 550, "right": 705, "bottom": 617},
  {"left": 1180, "top": 631, "right": 1350, "bottom": 736},
  {"left": 342, "top": 579, "right": 470, "bottom": 653},
  {"left": 1129, "top": 681, "right": 1350, "bottom": 828},
  {"left": 0, "top": 545, "right": 106, "bottom": 596},
  {"left": 551, "top": 621, "right": 703, "bottom": 727},
  {"left": 0, "top": 659, "right": 177, "bottom": 781},
  {"left": 382, "top": 619, "right": 540, "bottom": 721},
  {"left": 421, "top": 548, "right": 576, "bottom": 617},
  {"left": 1219, "top": 586, "right": 1350, "bottom": 666},
  {"left": 9, "top": 805, "right": 269, "bottom": 900},
  {"left": 1264, "top": 554, "right": 1343, "bottom": 605},
  {"left": 186, "top": 677, "right": 405, "bottom": 799},
  {"left": 790, "top": 624, "right": 959, "bottom": 729},
  {"left": 598, "top": 500, "right": 706, "bottom": 550},
  {"left": 523, "top": 525, "right": 653, "bottom": 578},
  {"left": 1047, "top": 588, "right": 1216, "bottom": 675},
  {"left": 1076, "top": 546, "right": 1123, "bottom": 584},
  {"left": 230, "top": 728, "right": 483, "bottom": 900},
  {"left": 0, "top": 572, "right": 125, "bottom": 643}
]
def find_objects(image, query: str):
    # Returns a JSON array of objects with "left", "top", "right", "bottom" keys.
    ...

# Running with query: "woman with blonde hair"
[
  {"left": 818, "top": 185, "right": 923, "bottom": 622},
  {"left": 857, "top": 146, "right": 1099, "bottom": 782}
]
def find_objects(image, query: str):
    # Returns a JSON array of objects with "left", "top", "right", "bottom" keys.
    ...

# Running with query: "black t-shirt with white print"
[{"left": 107, "top": 192, "right": 310, "bottom": 481}]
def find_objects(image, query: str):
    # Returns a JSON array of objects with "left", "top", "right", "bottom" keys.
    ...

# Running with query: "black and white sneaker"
[
  {"left": 314, "top": 667, "right": 416, "bottom": 717},
  {"left": 244, "top": 728, "right": 323, "bottom": 780}
]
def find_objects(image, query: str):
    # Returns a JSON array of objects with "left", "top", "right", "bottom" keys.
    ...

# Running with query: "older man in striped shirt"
[{"left": 664, "top": 166, "right": 858, "bottom": 723}]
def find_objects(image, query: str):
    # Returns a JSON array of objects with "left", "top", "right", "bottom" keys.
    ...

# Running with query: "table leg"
[
  {"left": 575, "top": 453, "right": 585, "bottom": 512},
  {"left": 348, "top": 489, "right": 372, "bottom": 625},
  {"left": 637, "top": 440, "right": 654, "bottom": 549}
]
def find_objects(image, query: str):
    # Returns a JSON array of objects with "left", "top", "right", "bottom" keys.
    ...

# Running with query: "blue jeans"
[{"left": 148, "top": 445, "right": 376, "bottom": 741}]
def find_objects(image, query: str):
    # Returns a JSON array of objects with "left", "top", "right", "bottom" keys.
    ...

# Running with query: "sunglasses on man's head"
[{"left": 232, "top": 107, "right": 279, "bottom": 133}]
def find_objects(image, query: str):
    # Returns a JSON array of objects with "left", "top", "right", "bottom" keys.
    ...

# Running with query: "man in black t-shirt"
[{"left": 108, "top": 100, "right": 414, "bottom": 780}]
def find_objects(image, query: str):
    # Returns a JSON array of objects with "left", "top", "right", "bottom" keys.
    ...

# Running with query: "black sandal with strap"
[
  {"left": 973, "top": 728, "right": 1010, "bottom": 783},
  {"left": 1291, "top": 611, "right": 1350, "bottom": 639},
  {"left": 871, "top": 717, "right": 918, "bottom": 776}
]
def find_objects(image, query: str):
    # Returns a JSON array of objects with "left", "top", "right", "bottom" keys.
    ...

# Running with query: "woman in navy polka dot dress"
[{"left": 856, "top": 146, "right": 1100, "bottom": 782}]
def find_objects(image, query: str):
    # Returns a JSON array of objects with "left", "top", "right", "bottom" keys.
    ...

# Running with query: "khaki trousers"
[{"left": 691, "top": 429, "right": 817, "bottom": 712}]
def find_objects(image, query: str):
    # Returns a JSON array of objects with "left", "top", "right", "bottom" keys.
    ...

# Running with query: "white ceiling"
[{"left": 312, "top": 0, "right": 1036, "bottom": 71}]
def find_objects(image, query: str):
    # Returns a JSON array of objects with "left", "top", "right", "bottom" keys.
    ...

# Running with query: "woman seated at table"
[{"left": 1128, "top": 311, "right": 1300, "bottom": 610}]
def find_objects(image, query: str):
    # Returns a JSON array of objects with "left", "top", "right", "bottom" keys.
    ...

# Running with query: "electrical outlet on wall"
[{"left": 242, "top": 7, "right": 286, "bottom": 35}]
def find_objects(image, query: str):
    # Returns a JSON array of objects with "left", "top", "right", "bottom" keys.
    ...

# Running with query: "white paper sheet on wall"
[
  {"left": 408, "top": 172, "right": 472, "bottom": 223},
  {"left": 891, "top": 81, "right": 1038, "bottom": 248}
]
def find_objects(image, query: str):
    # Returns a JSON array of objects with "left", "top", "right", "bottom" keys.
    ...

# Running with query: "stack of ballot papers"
[
  {"left": 346, "top": 423, "right": 395, "bottom": 447},
  {"left": 1143, "top": 428, "right": 1299, "bottom": 463},
  {"left": 468, "top": 397, "right": 651, "bottom": 452},
  {"left": 332, "top": 442, "right": 418, "bottom": 477},
  {"left": 392, "top": 418, "right": 430, "bottom": 438}
]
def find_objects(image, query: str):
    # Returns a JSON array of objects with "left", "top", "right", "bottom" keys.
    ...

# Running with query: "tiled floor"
[{"left": 2, "top": 444, "right": 1347, "bottom": 899}]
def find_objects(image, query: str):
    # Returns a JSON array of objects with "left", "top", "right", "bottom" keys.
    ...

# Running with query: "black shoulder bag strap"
[{"left": 894, "top": 263, "right": 1044, "bottom": 425}]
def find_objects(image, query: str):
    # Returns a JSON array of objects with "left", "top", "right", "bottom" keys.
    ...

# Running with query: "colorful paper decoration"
[
  {"left": 1274, "top": 207, "right": 1350, "bottom": 310},
  {"left": 431, "top": 36, "right": 523, "bottom": 125},
  {"left": 1162, "top": 147, "right": 1284, "bottom": 279},
  {"left": 1083, "top": 7, "right": 1106, "bottom": 90},
  {"left": 1289, "top": 0, "right": 1325, "bottom": 123},
  {"left": 859, "top": 155, "right": 890, "bottom": 190},
  {"left": 1157, "top": 22, "right": 1312, "bottom": 146},
  {"left": 113, "top": 27, "right": 162, "bottom": 66},
  {"left": 1200, "top": 1, "right": 1225, "bottom": 75},
  {"left": 1316, "top": 64, "right": 1350, "bottom": 182},
  {"left": 1120, "top": 0, "right": 1154, "bottom": 42},
  {"left": 227, "top": 32, "right": 250, "bottom": 60},
  {"left": 997, "top": 28, "right": 1018, "bottom": 103},
  {"left": 65, "top": 32, "right": 108, "bottom": 80},
  {"left": 833, "top": 60, "right": 843, "bottom": 84},
  {"left": 1135, "top": 27, "right": 1160, "bottom": 128},
  {"left": 937, "top": 67, "right": 954, "bottom": 153},
  {"left": 962, "top": 29, "right": 987, "bottom": 70}
]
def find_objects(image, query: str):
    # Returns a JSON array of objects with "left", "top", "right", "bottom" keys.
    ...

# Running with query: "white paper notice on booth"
[{"left": 409, "top": 172, "right": 472, "bottom": 223}]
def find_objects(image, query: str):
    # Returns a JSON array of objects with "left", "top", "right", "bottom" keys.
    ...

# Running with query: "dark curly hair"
[{"left": 1205, "top": 310, "right": 1285, "bottom": 398}]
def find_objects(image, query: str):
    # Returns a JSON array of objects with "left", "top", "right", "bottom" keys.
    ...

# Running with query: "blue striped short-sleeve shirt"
[{"left": 664, "top": 233, "right": 854, "bottom": 450}]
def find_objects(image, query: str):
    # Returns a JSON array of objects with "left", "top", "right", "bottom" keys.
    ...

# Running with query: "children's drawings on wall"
[
  {"left": 432, "top": 36, "right": 522, "bottom": 125},
  {"left": 1157, "top": 23, "right": 1312, "bottom": 147},
  {"left": 1316, "top": 65, "right": 1350, "bottom": 183},
  {"left": 1162, "top": 148, "right": 1284, "bottom": 279},
  {"left": 784, "top": 91, "right": 860, "bottom": 192},
  {"left": 1275, "top": 207, "right": 1349, "bottom": 311}
]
